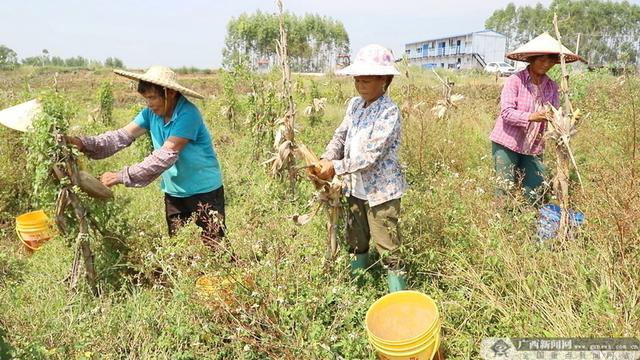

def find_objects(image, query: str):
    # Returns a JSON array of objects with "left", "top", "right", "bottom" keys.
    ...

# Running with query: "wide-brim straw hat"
[
  {"left": 114, "top": 66, "right": 205, "bottom": 99},
  {"left": 337, "top": 44, "right": 400, "bottom": 76},
  {"left": 507, "top": 32, "right": 585, "bottom": 63},
  {"left": 0, "top": 99, "right": 42, "bottom": 132}
]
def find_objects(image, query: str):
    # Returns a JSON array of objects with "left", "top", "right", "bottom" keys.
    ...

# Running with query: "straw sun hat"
[
  {"left": 337, "top": 44, "right": 400, "bottom": 76},
  {"left": 507, "top": 32, "right": 585, "bottom": 63},
  {"left": 114, "top": 66, "right": 205, "bottom": 99}
]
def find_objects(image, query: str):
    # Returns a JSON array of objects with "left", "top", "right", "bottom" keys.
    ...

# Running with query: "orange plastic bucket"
[{"left": 15, "top": 210, "right": 53, "bottom": 252}]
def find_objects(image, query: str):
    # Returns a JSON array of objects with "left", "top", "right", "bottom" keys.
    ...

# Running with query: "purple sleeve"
[
  {"left": 500, "top": 76, "right": 531, "bottom": 128},
  {"left": 550, "top": 82, "right": 560, "bottom": 108},
  {"left": 117, "top": 147, "right": 178, "bottom": 188},
  {"left": 79, "top": 129, "right": 134, "bottom": 159}
]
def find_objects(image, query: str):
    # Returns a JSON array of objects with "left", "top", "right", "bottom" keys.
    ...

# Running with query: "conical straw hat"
[
  {"left": 507, "top": 32, "right": 585, "bottom": 63},
  {"left": 0, "top": 99, "right": 42, "bottom": 132},
  {"left": 114, "top": 66, "right": 205, "bottom": 99}
]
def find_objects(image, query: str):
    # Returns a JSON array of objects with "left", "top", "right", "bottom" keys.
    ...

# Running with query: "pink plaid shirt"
[{"left": 489, "top": 68, "right": 560, "bottom": 155}]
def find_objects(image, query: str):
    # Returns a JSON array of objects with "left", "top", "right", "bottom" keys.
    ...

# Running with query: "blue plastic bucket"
[{"left": 537, "top": 204, "right": 584, "bottom": 241}]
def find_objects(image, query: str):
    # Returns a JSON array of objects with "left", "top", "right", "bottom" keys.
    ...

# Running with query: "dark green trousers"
[
  {"left": 492, "top": 142, "right": 545, "bottom": 204},
  {"left": 346, "top": 197, "right": 402, "bottom": 269}
]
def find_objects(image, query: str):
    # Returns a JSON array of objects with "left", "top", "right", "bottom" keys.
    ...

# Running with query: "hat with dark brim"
[
  {"left": 114, "top": 66, "right": 205, "bottom": 99},
  {"left": 507, "top": 32, "right": 586, "bottom": 63}
]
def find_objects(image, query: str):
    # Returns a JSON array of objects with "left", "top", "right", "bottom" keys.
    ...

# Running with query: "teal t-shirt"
[{"left": 134, "top": 96, "right": 223, "bottom": 197}]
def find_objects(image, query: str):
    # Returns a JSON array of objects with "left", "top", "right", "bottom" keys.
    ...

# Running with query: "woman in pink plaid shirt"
[{"left": 489, "top": 33, "right": 584, "bottom": 205}]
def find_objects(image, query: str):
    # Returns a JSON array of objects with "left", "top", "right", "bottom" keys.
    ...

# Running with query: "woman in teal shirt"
[{"left": 67, "top": 66, "right": 225, "bottom": 246}]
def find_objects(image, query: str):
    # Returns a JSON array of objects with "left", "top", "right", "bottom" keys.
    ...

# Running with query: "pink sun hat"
[{"left": 337, "top": 44, "right": 400, "bottom": 76}]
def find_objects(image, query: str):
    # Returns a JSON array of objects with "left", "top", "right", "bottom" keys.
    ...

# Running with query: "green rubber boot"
[
  {"left": 387, "top": 269, "right": 407, "bottom": 293},
  {"left": 350, "top": 253, "right": 369, "bottom": 278}
]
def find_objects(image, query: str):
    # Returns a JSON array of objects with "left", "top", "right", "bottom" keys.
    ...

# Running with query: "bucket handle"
[{"left": 16, "top": 229, "right": 42, "bottom": 251}]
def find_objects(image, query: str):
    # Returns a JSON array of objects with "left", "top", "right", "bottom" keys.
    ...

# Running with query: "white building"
[{"left": 405, "top": 30, "right": 507, "bottom": 69}]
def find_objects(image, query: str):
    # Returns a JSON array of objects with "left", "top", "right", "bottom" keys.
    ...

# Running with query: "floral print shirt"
[{"left": 321, "top": 95, "right": 406, "bottom": 207}]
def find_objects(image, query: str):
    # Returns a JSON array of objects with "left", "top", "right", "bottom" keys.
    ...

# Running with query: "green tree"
[
  {"left": 0, "top": 45, "right": 18, "bottom": 68},
  {"left": 223, "top": 11, "right": 350, "bottom": 72},
  {"left": 113, "top": 58, "right": 124, "bottom": 68},
  {"left": 64, "top": 56, "right": 88, "bottom": 67},
  {"left": 21, "top": 56, "right": 41, "bottom": 66},
  {"left": 50, "top": 56, "right": 65, "bottom": 67},
  {"left": 485, "top": 0, "right": 640, "bottom": 66},
  {"left": 41, "top": 49, "right": 50, "bottom": 66},
  {"left": 104, "top": 57, "right": 124, "bottom": 68},
  {"left": 96, "top": 81, "right": 114, "bottom": 124}
]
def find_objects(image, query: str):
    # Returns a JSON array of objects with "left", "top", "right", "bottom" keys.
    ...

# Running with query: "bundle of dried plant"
[
  {"left": 303, "top": 97, "right": 327, "bottom": 117},
  {"left": 431, "top": 69, "right": 464, "bottom": 119},
  {"left": 291, "top": 144, "right": 342, "bottom": 260},
  {"left": 547, "top": 13, "right": 586, "bottom": 242}
]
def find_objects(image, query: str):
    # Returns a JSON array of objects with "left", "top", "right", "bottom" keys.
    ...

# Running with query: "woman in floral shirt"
[{"left": 316, "top": 44, "right": 407, "bottom": 292}]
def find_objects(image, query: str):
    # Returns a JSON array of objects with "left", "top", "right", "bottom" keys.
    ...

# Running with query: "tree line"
[
  {"left": 0, "top": 46, "right": 124, "bottom": 69},
  {"left": 223, "top": 11, "right": 350, "bottom": 72},
  {"left": 485, "top": 0, "right": 640, "bottom": 66}
]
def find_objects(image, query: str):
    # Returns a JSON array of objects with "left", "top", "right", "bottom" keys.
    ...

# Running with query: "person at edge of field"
[
  {"left": 67, "top": 66, "right": 226, "bottom": 249},
  {"left": 314, "top": 44, "right": 408, "bottom": 293},
  {"left": 489, "top": 33, "right": 585, "bottom": 206}
]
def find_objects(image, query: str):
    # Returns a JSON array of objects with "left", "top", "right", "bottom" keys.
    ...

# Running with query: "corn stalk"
[
  {"left": 292, "top": 144, "right": 342, "bottom": 261},
  {"left": 52, "top": 130, "right": 98, "bottom": 296},
  {"left": 431, "top": 69, "right": 464, "bottom": 119},
  {"left": 547, "top": 13, "right": 585, "bottom": 242},
  {"left": 27, "top": 92, "right": 103, "bottom": 296},
  {"left": 265, "top": 0, "right": 297, "bottom": 194}
]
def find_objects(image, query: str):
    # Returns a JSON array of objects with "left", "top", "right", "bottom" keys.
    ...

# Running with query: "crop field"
[{"left": 0, "top": 65, "right": 638, "bottom": 359}]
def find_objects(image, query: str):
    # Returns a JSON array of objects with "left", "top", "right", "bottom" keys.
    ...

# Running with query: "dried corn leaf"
[
  {"left": 291, "top": 145, "right": 343, "bottom": 261},
  {"left": 291, "top": 203, "right": 322, "bottom": 225},
  {"left": 432, "top": 103, "right": 448, "bottom": 119},
  {"left": 450, "top": 94, "right": 464, "bottom": 103},
  {"left": 77, "top": 171, "right": 113, "bottom": 200}
]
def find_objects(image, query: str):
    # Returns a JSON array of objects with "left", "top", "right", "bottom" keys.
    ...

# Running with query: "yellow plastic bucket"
[
  {"left": 373, "top": 335, "right": 440, "bottom": 360},
  {"left": 366, "top": 291, "right": 441, "bottom": 360},
  {"left": 368, "top": 319, "right": 441, "bottom": 352},
  {"left": 15, "top": 210, "right": 53, "bottom": 252},
  {"left": 195, "top": 274, "right": 236, "bottom": 308}
]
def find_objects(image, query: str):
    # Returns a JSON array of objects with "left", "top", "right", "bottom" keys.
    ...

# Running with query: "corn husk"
[
  {"left": 431, "top": 70, "right": 464, "bottom": 119},
  {"left": 265, "top": 112, "right": 297, "bottom": 178},
  {"left": 545, "top": 104, "right": 583, "bottom": 188},
  {"left": 292, "top": 144, "right": 342, "bottom": 260},
  {"left": 77, "top": 171, "right": 113, "bottom": 200},
  {"left": 303, "top": 97, "right": 327, "bottom": 116}
]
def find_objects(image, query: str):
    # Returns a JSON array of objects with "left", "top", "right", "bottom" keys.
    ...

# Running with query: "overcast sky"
[{"left": 2, "top": 0, "right": 634, "bottom": 69}]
